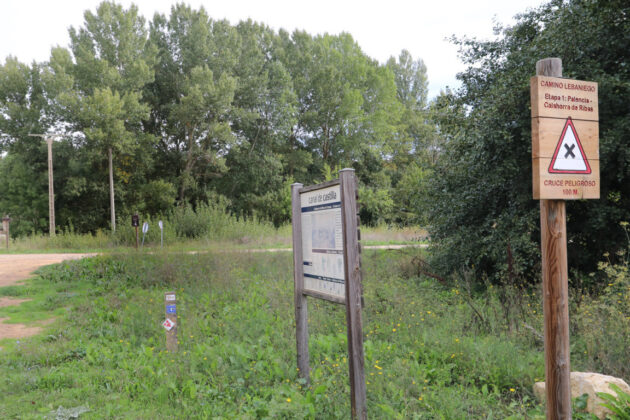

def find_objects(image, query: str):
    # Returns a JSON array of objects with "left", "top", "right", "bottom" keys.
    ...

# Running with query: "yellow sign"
[{"left": 531, "top": 76, "right": 599, "bottom": 199}]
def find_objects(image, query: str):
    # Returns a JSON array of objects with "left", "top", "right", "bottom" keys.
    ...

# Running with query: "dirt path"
[
  {"left": 0, "top": 253, "right": 96, "bottom": 341},
  {"left": 0, "top": 253, "right": 96, "bottom": 288}
]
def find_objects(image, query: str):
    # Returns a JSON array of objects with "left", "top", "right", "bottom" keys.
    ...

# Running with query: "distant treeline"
[
  {"left": 3, "top": 0, "right": 630, "bottom": 288},
  {"left": 0, "top": 1, "right": 436, "bottom": 237}
]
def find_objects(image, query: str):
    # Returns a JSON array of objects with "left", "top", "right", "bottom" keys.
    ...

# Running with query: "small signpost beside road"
[
  {"left": 132, "top": 214, "right": 139, "bottom": 249},
  {"left": 531, "top": 58, "right": 599, "bottom": 419},
  {"left": 164, "top": 291, "right": 177, "bottom": 352},
  {"left": 291, "top": 168, "right": 366, "bottom": 419},
  {"left": 141, "top": 221, "right": 149, "bottom": 248},
  {"left": 158, "top": 220, "right": 164, "bottom": 248}
]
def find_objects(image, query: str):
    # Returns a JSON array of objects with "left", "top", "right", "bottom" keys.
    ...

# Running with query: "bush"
[{"left": 572, "top": 232, "right": 630, "bottom": 379}]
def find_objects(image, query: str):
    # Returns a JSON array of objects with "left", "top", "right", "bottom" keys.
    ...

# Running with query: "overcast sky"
[{"left": 0, "top": 0, "right": 548, "bottom": 98}]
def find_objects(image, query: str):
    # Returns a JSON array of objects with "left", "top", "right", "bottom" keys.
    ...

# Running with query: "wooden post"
[
  {"left": 46, "top": 137, "right": 55, "bottom": 236},
  {"left": 291, "top": 182, "right": 310, "bottom": 384},
  {"left": 537, "top": 58, "right": 571, "bottom": 420},
  {"left": 164, "top": 291, "right": 178, "bottom": 352},
  {"left": 2, "top": 216, "right": 10, "bottom": 249},
  {"left": 340, "top": 169, "right": 367, "bottom": 420},
  {"left": 109, "top": 147, "right": 116, "bottom": 233}
]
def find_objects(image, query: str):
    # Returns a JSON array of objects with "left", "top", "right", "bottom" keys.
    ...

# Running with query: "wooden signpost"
[
  {"left": 291, "top": 168, "right": 367, "bottom": 419},
  {"left": 132, "top": 214, "right": 139, "bottom": 250},
  {"left": 164, "top": 291, "right": 178, "bottom": 352},
  {"left": 531, "top": 63, "right": 599, "bottom": 200},
  {"left": 2, "top": 215, "right": 10, "bottom": 249},
  {"left": 531, "top": 58, "right": 599, "bottom": 419}
]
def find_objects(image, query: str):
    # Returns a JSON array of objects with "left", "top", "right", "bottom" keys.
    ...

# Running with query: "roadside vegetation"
[
  {"left": 1, "top": 0, "right": 629, "bottom": 417},
  {"left": 1, "top": 246, "right": 628, "bottom": 418},
  {"left": 0, "top": 202, "right": 423, "bottom": 254}
]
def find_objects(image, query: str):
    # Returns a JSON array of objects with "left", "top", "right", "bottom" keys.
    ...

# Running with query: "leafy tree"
[
  {"left": 218, "top": 21, "right": 299, "bottom": 220},
  {"left": 426, "top": 0, "right": 630, "bottom": 284},
  {"left": 386, "top": 50, "right": 433, "bottom": 164},
  {"left": 282, "top": 32, "right": 402, "bottom": 172},
  {"left": 0, "top": 58, "right": 52, "bottom": 234},
  {"left": 147, "top": 5, "right": 236, "bottom": 205},
  {"left": 54, "top": 1, "right": 156, "bottom": 231},
  {"left": 0, "top": 1, "right": 440, "bottom": 234}
]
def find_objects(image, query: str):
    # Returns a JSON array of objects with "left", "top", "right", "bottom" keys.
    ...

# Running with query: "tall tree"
[
  {"left": 56, "top": 1, "right": 156, "bottom": 231},
  {"left": 147, "top": 5, "right": 237, "bottom": 204},
  {"left": 426, "top": 0, "right": 630, "bottom": 283},
  {"left": 282, "top": 32, "right": 402, "bottom": 173},
  {"left": 0, "top": 58, "right": 52, "bottom": 234},
  {"left": 217, "top": 20, "right": 300, "bottom": 220}
]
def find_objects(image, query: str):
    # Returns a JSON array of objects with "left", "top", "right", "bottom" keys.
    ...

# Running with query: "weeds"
[{"left": 0, "top": 250, "right": 545, "bottom": 418}]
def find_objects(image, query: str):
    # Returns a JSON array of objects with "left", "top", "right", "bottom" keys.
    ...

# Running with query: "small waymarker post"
[
  {"left": 164, "top": 292, "right": 177, "bottom": 352},
  {"left": 132, "top": 214, "right": 139, "bottom": 249},
  {"left": 531, "top": 58, "right": 599, "bottom": 420},
  {"left": 158, "top": 220, "right": 163, "bottom": 248},
  {"left": 291, "top": 168, "right": 367, "bottom": 419},
  {"left": 141, "top": 221, "right": 149, "bottom": 248},
  {"left": 2, "top": 215, "right": 10, "bottom": 249}
]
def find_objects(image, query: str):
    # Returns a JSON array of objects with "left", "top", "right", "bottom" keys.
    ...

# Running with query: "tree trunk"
[
  {"left": 179, "top": 125, "right": 195, "bottom": 203},
  {"left": 109, "top": 147, "right": 116, "bottom": 232}
]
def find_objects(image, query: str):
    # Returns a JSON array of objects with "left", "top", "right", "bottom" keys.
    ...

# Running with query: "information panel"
[
  {"left": 300, "top": 184, "right": 345, "bottom": 300},
  {"left": 531, "top": 75, "right": 599, "bottom": 199}
]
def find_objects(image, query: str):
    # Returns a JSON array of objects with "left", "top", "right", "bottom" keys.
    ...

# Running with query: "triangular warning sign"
[{"left": 548, "top": 117, "right": 591, "bottom": 174}]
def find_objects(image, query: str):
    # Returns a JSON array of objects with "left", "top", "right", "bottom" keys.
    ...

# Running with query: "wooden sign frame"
[
  {"left": 291, "top": 168, "right": 367, "bottom": 419},
  {"left": 531, "top": 73, "right": 599, "bottom": 199}
]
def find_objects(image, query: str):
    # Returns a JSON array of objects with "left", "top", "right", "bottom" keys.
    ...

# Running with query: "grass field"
[
  {"left": 0, "top": 249, "right": 547, "bottom": 419},
  {"left": 0, "top": 247, "right": 627, "bottom": 418}
]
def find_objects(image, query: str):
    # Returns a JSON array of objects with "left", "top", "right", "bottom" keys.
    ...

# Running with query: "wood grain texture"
[
  {"left": 298, "top": 178, "right": 340, "bottom": 193},
  {"left": 531, "top": 71, "right": 600, "bottom": 200},
  {"left": 303, "top": 289, "right": 345, "bottom": 305},
  {"left": 536, "top": 58, "right": 572, "bottom": 420},
  {"left": 340, "top": 169, "right": 367, "bottom": 420},
  {"left": 530, "top": 75, "right": 598, "bottom": 121},
  {"left": 291, "top": 183, "right": 310, "bottom": 384},
  {"left": 536, "top": 58, "right": 562, "bottom": 80}
]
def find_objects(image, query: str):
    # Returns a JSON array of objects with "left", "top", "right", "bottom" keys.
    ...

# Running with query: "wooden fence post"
[
  {"left": 291, "top": 182, "right": 310, "bottom": 384},
  {"left": 340, "top": 169, "right": 367, "bottom": 420},
  {"left": 536, "top": 57, "right": 572, "bottom": 420}
]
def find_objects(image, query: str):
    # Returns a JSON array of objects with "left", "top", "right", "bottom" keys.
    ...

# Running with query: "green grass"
[
  {"left": 0, "top": 224, "right": 423, "bottom": 254},
  {"left": 0, "top": 249, "right": 550, "bottom": 419}
]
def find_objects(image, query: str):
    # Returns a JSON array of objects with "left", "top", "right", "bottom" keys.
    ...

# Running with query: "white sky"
[{"left": 0, "top": 0, "right": 547, "bottom": 98}]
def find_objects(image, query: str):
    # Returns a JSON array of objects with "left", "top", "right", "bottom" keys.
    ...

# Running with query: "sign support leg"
[
  {"left": 537, "top": 57, "right": 571, "bottom": 420},
  {"left": 340, "top": 169, "right": 367, "bottom": 420},
  {"left": 291, "top": 182, "right": 310, "bottom": 384}
]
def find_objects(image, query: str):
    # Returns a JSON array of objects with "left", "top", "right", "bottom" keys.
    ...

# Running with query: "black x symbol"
[{"left": 564, "top": 144, "right": 576, "bottom": 158}]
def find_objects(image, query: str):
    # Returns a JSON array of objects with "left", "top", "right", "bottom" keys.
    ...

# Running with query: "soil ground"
[{"left": 0, "top": 253, "right": 95, "bottom": 341}]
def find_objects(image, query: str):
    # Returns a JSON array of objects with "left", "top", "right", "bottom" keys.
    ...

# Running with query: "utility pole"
[
  {"left": 29, "top": 133, "right": 62, "bottom": 237},
  {"left": 109, "top": 147, "right": 116, "bottom": 233}
]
